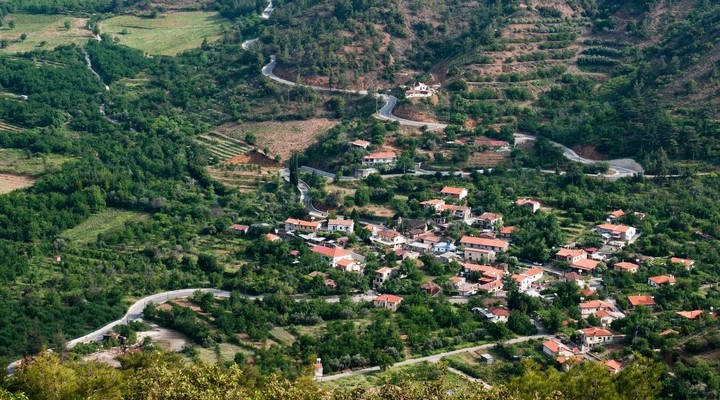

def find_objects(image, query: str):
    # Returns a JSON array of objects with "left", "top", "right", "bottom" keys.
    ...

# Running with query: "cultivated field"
[
  {"left": 0, "top": 173, "right": 35, "bottom": 194},
  {"left": 215, "top": 119, "right": 339, "bottom": 161},
  {"left": 196, "top": 132, "right": 252, "bottom": 163},
  {"left": 0, "top": 148, "right": 71, "bottom": 175},
  {"left": 0, "top": 119, "right": 23, "bottom": 133},
  {"left": 60, "top": 209, "right": 148, "bottom": 244},
  {"left": 100, "top": 12, "right": 228, "bottom": 55},
  {"left": 0, "top": 14, "right": 92, "bottom": 53}
]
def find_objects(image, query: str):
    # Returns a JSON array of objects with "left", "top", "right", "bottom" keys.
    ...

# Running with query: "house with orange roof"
[
  {"left": 230, "top": 224, "right": 250, "bottom": 234},
  {"left": 648, "top": 275, "right": 676, "bottom": 287},
  {"left": 659, "top": 329, "right": 679, "bottom": 336},
  {"left": 614, "top": 261, "right": 639, "bottom": 273},
  {"left": 516, "top": 198, "right": 541, "bottom": 212},
  {"left": 563, "top": 271, "right": 586, "bottom": 286},
  {"left": 265, "top": 233, "right": 281, "bottom": 242},
  {"left": 670, "top": 257, "right": 695, "bottom": 269},
  {"left": 595, "top": 310, "right": 622, "bottom": 326},
  {"left": 676, "top": 310, "right": 703, "bottom": 320},
  {"left": 371, "top": 229, "right": 407, "bottom": 249},
  {"left": 327, "top": 218, "right": 354, "bottom": 233},
  {"left": 479, "top": 279, "right": 503, "bottom": 293},
  {"left": 362, "top": 152, "right": 397, "bottom": 166},
  {"left": 603, "top": 360, "right": 623, "bottom": 374},
  {"left": 477, "top": 212, "right": 504, "bottom": 228},
  {"left": 458, "top": 283, "right": 481, "bottom": 296},
  {"left": 606, "top": 210, "right": 625, "bottom": 221},
  {"left": 579, "top": 300, "right": 614, "bottom": 318},
  {"left": 556, "top": 248, "right": 588, "bottom": 263},
  {"left": 440, "top": 186, "right": 468, "bottom": 200},
  {"left": 627, "top": 295, "right": 656, "bottom": 308},
  {"left": 336, "top": 258, "right": 363, "bottom": 274},
  {"left": 285, "top": 218, "right": 322, "bottom": 232},
  {"left": 543, "top": 339, "right": 581, "bottom": 358},
  {"left": 311, "top": 245, "right": 353, "bottom": 268},
  {"left": 522, "top": 267, "right": 544, "bottom": 284},
  {"left": 460, "top": 236, "right": 509, "bottom": 253},
  {"left": 373, "top": 294, "right": 403, "bottom": 311},
  {"left": 577, "top": 327, "right": 614, "bottom": 350},
  {"left": 571, "top": 258, "right": 600, "bottom": 274},
  {"left": 512, "top": 274, "right": 531, "bottom": 292},
  {"left": 463, "top": 263, "right": 505, "bottom": 282},
  {"left": 373, "top": 267, "right": 397, "bottom": 287},
  {"left": 596, "top": 223, "right": 636, "bottom": 242},
  {"left": 499, "top": 226, "right": 515, "bottom": 238},
  {"left": 420, "top": 199, "right": 445, "bottom": 211},
  {"left": 463, "top": 247, "right": 496, "bottom": 263}
]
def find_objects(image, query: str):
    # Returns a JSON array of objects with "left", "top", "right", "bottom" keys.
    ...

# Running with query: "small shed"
[{"left": 480, "top": 353, "right": 494, "bottom": 364}]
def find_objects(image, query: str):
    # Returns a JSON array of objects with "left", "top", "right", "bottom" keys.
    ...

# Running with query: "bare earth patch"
[
  {"left": 216, "top": 119, "right": 338, "bottom": 161},
  {"left": 137, "top": 323, "right": 189, "bottom": 352},
  {"left": 0, "top": 173, "right": 35, "bottom": 194}
]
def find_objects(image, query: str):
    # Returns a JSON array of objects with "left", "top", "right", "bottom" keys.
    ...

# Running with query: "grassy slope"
[
  {"left": 99, "top": 12, "right": 228, "bottom": 55},
  {"left": 0, "top": 14, "right": 92, "bottom": 53},
  {"left": 0, "top": 148, "right": 71, "bottom": 175},
  {"left": 60, "top": 209, "right": 148, "bottom": 244}
]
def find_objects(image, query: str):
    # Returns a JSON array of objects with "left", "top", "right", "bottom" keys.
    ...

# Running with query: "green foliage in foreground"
[{"left": 1, "top": 351, "right": 665, "bottom": 400}]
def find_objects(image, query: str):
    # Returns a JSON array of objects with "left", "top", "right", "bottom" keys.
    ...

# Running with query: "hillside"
[{"left": 262, "top": 0, "right": 720, "bottom": 169}]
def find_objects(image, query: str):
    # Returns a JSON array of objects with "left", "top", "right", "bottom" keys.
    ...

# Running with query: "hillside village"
[{"left": 246, "top": 176, "right": 714, "bottom": 376}]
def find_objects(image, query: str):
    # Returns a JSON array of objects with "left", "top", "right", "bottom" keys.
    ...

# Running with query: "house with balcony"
[
  {"left": 285, "top": 218, "right": 322, "bottom": 232},
  {"left": 362, "top": 152, "right": 397, "bottom": 166},
  {"left": 577, "top": 327, "right": 615, "bottom": 351},
  {"left": 596, "top": 224, "right": 637, "bottom": 242},
  {"left": 556, "top": 248, "right": 587, "bottom": 264},
  {"left": 459, "top": 236, "right": 509, "bottom": 253},
  {"left": 327, "top": 218, "right": 354, "bottom": 233}
]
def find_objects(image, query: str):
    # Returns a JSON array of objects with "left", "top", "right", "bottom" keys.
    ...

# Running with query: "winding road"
[{"left": 246, "top": 2, "right": 643, "bottom": 179}]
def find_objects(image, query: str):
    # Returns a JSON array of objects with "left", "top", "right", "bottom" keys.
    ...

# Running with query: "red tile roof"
[
  {"left": 311, "top": 245, "right": 351, "bottom": 259},
  {"left": 572, "top": 258, "right": 600, "bottom": 271},
  {"left": 581, "top": 327, "right": 613, "bottom": 337},
  {"left": 441, "top": 186, "right": 467, "bottom": 196},
  {"left": 363, "top": 151, "right": 396, "bottom": 160},
  {"left": 670, "top": 257, "right": 694, "bottom": 267},
  {"left": 460, "top": 236, "right": 509, "bottom": 248},
  {"left": 615, "top": 261, "right": 639, "bottom": 271},
  {"left": 597, "top": 223, "right": 633, "bottom": 233},
  {"left": 676, "top": 310, "right": 703, "bottom": 319},
  {"left": 375, "top": 294, "right": 403, "bottom": 303},
  {"left": 557, "top": 248, "right": 586, "bottom": 258},
  {"left": 479, "top": 212, "right": 503, "bottom": 221},
  {"left": 500, "top": 226, "right": 516, "bottom": 235},
  {"left": 627, "top": 295, "right": 656, "bottom": 307},
  {"left": 579, "top": 300, "right": 613, "bottom": 310},
  {"left": 328, "top": 219, "right": 354, "bottom": 226},
  {"left": 648, "top": 275, "right": 676, "bottom": 285}
]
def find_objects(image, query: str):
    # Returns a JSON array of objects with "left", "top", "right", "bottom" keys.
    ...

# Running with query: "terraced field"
[
  {"left": 196, "top": 132, "right": 253, "bottom": 163},
  {"left": 0, "top": 120, "right": 23, "bottom": 133}
]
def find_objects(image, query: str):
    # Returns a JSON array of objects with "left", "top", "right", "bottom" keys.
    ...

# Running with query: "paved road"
[
  {"left": 316, "top": 334, "right": 550, "bottom": 382},
  {"left": 248, "top": 0, "right": 643, "bottom": 179}
]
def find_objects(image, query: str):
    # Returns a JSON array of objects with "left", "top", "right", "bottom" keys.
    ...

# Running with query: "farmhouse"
[
  {"left": 670, "top": 257, "right": 695, "bottom": 269},
  {"left": 460, "top": 236, "right": 509, "bottom": 253},
  {"left": 440, "top": 186, "right": 468, "bottom": 200},
  {"left": 577, "top": 327, "right": 614, "bottom": 350},
  {"left": 556, "top": 248, "right": 587, "bottom": 263},
  {"left": 327, "top": 218, "right": 354, "bottom": 233},
  {"left": 516, "top": 198, "right": 541, "bottom": 213},
  {"left": 477, "top": 212, "right": 503, "bottom": 228},
  {"left": 405, "top": 82, "right": 432, "bottom": 98},
  {"left": 362, "top": 152, "right": 397, "bottom": 166},
  {"left": 648, "top": 275, "right": 676, "bottom": 287},
  {"left": 285, "top": 218, "right": 321, "bottom": 232},
  {"left": 373, "top": 294, "right": 403, "bottom": 311},
  {"left": 579, "top": 300, "right": 614, "bottom": 318},
  {"left": 627, "top": 295, "right": 656, "bottom": 308},
  {"left": 311, "top": 245, "right": 353, "bottom": 268},
  {"left": 614, "top": 261, "right": 639, "bottom": 273},
  {"left": 571, "top": 258, "right": 600, "bottom": 274},
  {"left": 596, "top": 224, "right": 636, "bottom": 242}
]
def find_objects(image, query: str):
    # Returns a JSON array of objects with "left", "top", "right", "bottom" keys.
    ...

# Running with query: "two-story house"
[
  {"left": 440, "top": 186, "right": 468, "bottom": 200},
  {"left": 556, "top": 248, "right": 587, "bottom": 264},
  {"left": 285, "top": 218, "right": 321, "bottom": 232},
  {"left": 373, "top": 294, "right": 403, "bottom": 311},
  {"left": 460, "top": 236, "right": 509, "bottom": 253},
  {"left": 327, "top": 218, "right": 354, "bottom": 233},
  {"left": 577, "top": 327, "right": 614, "bottom": 350},
  {"left": 596, "top": 224, "right": 637, "bottom": 242}
]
